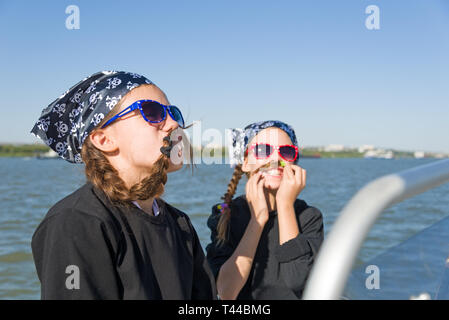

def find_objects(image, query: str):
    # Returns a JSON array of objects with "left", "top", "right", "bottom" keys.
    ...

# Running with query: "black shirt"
[
  {"left": 31, "top": 182, "right": 217, "bottom": 300},
  {"left": 206, "top": 195, "right": 324, "bottom": 300}
]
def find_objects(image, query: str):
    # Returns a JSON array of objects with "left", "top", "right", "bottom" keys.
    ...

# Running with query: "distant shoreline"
[
  {"left": 1, "top": 144, "right": 447, "bottom": 159},
  {"left": 0, "top": 144, "right": 50, "bottom": 158}
]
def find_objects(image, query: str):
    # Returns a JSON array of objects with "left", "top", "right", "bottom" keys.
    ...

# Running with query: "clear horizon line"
[{"left": 1, "top": 140, "right": 448, "bottom": 155}]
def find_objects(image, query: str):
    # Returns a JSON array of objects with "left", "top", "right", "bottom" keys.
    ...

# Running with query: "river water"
[{"left": 1, "top": 157, "right": 448, "bottom": 299}]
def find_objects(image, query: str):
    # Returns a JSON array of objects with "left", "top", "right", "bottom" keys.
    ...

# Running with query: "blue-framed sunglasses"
[{"left": 101, "top": 99, "right": 185, "bottom": 129}]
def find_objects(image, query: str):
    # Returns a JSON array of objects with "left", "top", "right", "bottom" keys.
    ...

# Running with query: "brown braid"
[
  {"left": 216, "top": 164, "right": 245, "bottom": 244},
  {"left": 81, "top": 130, "right": 171, "bottom": 208}
]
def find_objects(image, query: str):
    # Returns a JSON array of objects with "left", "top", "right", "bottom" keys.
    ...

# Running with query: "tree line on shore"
[{"left": 1, "top": 143, "right": 431, "bottom": 159}]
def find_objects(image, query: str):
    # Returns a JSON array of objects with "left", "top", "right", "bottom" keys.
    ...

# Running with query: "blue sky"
[{"left": 0, "top": 0, "right": 448, "bottom": 153}]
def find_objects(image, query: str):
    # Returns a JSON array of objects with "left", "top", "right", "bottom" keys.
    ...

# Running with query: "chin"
[
  {"left": 166, "top": 142, "right": 184, "bottom": 173},
  {"left": 167, "top": 160, "right": 183, "bottom": 173},
  {"left": 263, "top": 178, "right": 281, "bottom": 190}
]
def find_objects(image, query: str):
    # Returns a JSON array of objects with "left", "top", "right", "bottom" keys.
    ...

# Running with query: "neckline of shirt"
[
  {"left": 132, "top": 199, "right": 160, "bottom": 216},
  {"left": 89, "top": 183, "right": 167, "bottom": 224}
]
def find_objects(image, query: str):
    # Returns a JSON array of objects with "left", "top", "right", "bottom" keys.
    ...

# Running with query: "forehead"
[
  {"left": 251, "top": 127, "right": 293, "bottom": 145},
  {"left": 118, "top": 84, "right": 169, "bottom": 110}
]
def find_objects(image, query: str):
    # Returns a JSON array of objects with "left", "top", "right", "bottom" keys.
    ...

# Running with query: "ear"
[{"left": 89, "top": 129, "right": 118, "bottom": 153}]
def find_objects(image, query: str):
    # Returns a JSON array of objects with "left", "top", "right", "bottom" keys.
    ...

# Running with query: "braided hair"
[{"left": 216, "top": 164, "right": 246, "bottom": 244}]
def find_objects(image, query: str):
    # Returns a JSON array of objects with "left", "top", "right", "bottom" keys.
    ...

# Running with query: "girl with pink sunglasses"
[{"left": 206, "top": 120, "right": 324, "bottom": 300}]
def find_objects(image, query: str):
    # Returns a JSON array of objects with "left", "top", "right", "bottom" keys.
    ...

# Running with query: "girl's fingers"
[
  {"left": 257, "top": 174, "right": 265, "bottom": 194},
  {"left": 291, "top": 165, "right": 303, "bottom": 185},
  {"left": 302, "top": 168, "right": 307, "bottom": 187},
  {"left": 249, "top": 172, "right": 260, "bottom": 195},
  {"left": 253, "top": 172, "right": 261, "bottom": 187},
  {"left": 246, "top": 173, "right": 254, "bottom": 195},
  {"left": 283, "top": 164, "right": 293, "bottom": 181}
]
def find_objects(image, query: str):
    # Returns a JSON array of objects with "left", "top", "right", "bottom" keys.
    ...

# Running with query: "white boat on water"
[
  {"left": 364, "top": 150, "right": 394, "bottom": 159},
  {"left": 36, "top": 149, "right": 58, "bottom": 159}
]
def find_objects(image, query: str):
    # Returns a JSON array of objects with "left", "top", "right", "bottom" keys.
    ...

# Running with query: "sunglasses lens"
[
  {"left": 169, "top": 106, "right": 185, "bottom": 128},
  {"left": 141, "top": 101, "right": 165, "bottom": 123},
  {"left": 279, "top": 146, "right": 297, "bottom": 161},
  {"left": 254, "top": 144, "right": 273, "bottom": 159}
]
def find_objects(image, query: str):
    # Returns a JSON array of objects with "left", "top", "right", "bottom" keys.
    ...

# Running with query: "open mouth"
[
  {"left": 260, "top": 167, "right": 283, "bottom": 178},
  {"left": 255, "top": 160, "right": 285, "bottom": 177},
  {"left": 258, "top": 162, "right": 284, "bottom": 178},
  {"left": 160, "top": 134, "right": 182, "bottom": 158}
]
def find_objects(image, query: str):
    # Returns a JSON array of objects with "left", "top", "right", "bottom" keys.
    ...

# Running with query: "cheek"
[
  {"left": 134, "top": 137, "right": 163, "bottom": 163},
  {"left": 119, "top": 123, "right": 163, "bottom": 165},
  {"left": 135, "top": 142, "right": 161, "bottom": 164}
]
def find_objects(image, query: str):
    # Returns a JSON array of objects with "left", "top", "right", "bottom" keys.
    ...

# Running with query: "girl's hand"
[
  {"left": 245, "top": 172, "right": 269, "bottom": 226},
  {"left": 276, "top": 165, "right": 306, "bottom": 208}
]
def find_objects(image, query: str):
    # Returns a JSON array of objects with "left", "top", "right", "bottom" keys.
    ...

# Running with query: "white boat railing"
[{"left": 302, "top": 158, "right": 449, "bottom": 300}]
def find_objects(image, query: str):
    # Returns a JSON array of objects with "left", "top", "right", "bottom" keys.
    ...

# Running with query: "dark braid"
[
  {"left": 216, "top": 164, "right": 244, "bottom": 244},
  {"left": 82, "top": 131, "right": 171, "bottom": 208}
]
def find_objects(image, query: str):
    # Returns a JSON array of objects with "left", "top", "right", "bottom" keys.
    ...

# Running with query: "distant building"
[
  {"left": 414, "top": 151, "right": 425, "bottom": 159},
  {"left": 435, "top": 153, "right": 448, "bottom": 159},
  {"left": 324, "top": 144, "right": 345, "bottom": 152},
  {"left": 358, "top": 145, "right": 375, "bottom": 153}
]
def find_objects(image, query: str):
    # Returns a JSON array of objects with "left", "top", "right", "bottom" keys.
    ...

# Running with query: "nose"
[
  {"left": 269, "top": 146, "right": 280, "bottom": 163},
  {"left": 162, "top": 111, "right": 179, "bottom": 133}
]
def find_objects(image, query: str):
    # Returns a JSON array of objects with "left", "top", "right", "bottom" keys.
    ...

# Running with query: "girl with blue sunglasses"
[{"left": 30, "top": 71, "right": 216, "bottom": 300}]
